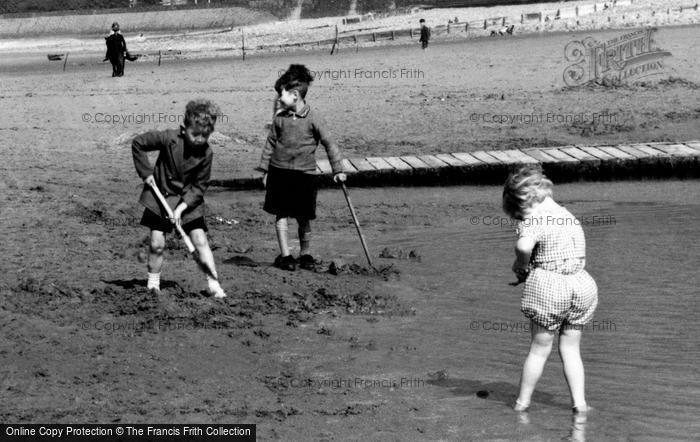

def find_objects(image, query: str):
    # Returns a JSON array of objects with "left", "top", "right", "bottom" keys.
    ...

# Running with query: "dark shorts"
[
  {"left": 140, "top": 209, "right": 207, "bottom": 234},
  {"left": 263, "top": 166, "right": 318, "bottom": 220}
]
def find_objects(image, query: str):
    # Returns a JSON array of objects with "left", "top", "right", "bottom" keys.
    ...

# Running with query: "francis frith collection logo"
[{"left": 563, "top": 27, "right": 671, "bottom": 86}]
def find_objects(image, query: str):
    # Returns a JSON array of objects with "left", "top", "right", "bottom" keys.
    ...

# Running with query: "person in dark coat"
[
  {"left": 104, "top": 22, "right": 127, "bottom": 77},
  {"left": 419, "top": 18, "right": 431, "bottom": 50}
]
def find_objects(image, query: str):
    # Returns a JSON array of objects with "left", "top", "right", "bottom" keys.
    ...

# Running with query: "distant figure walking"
[
  {"left": 104, "top": 22, "right": 127, "bottom": 77},
  {"left": 419, "top": 19, "right": 431, "bottom": 50}
]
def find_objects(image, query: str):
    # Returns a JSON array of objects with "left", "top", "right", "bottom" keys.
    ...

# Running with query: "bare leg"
[
  {"left": 275, "top": 216, "right": 290, "bottom": 256},
  {"left": 297, "top": 218, "right": 311, "bottom": 256},
  {"left": 515, "top": 321, "right": 555, "bottom": 409},
  {"left": 189, "top": 228, "right": 225, "bottom": 297},
  {"left": 148, "top": 230, "right": 166, "bottom": 274},
  {"left": 559, "top": 326, "right": 588, "bottom": 411}
]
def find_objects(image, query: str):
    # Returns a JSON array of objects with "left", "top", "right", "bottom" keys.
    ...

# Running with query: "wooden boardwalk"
[{"left": 211, "top": 141, "right": 700, "bottom": 189}]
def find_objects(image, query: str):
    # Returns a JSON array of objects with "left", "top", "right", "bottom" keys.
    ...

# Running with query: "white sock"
[
  {"left": 207, "top": 275, "right": 226, "bottom": 298},
  {"left": 147, "top": 272, "right": 160, "bottom": 290},
  {"left": 207, "top": 274, "right": 221, "bottom": 291}
]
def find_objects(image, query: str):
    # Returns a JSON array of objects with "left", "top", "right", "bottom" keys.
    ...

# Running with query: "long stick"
[
  {"left": 147, "top": 181, "right": 218, "bottom": 280},
  {"left": 340, "top": 182, "right": 374, "bottom": 270}
]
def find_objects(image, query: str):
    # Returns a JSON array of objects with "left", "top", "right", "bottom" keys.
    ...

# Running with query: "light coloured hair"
[
  {"left": 502, "top": 166, "right": 553, "bottom": 220},
  {"left": 184, "top": 99, "right": 220, "bottom": 134}
]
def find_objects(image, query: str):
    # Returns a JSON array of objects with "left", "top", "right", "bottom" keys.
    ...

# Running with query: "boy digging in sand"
[
  {"left": 132, "top": 99, "right": 227, "bottom": 298},
  {"left": 258, "top": 64, "right": 346, "bottom": 271}
]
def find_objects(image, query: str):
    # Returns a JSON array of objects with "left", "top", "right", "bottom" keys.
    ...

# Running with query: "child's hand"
[
  {"left": 144, "top": 175, "right": 156, "bottom": 188},
  {"left": 333, "top": 173, "right": 347, "bottom": 183},
  {"left": 262, "top": 173, "right": 267, "bottom": 188},
  {"left": 172, "top": 204, "right": 187, "bottom": 227},
  {"left": 512, "top": 259, "right": 530, "bottom": 284},
  {"left": 514, "top": 268, "right": 529, "bottom": 283}
]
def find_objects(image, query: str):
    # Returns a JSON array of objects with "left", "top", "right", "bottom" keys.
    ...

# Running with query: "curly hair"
[
  {"left": 184, "top": 99, "right": 220, "bottom": 133},
  {"left": 275, "top": 64, "right": 314, "bottom": 98},
  {"left": 502, "top": 166, "right": 553, "bottom": 220}
]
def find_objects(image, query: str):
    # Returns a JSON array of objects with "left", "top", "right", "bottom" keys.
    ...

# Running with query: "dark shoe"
[
  {"left": 298, "top": 254, "right": 317, "bottom": 270},
  {"left": 274, "top": 254, "right": 296, "bottom": 271}
]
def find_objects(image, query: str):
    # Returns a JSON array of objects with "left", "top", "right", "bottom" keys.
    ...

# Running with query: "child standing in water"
[
  {"left": 502, "top": 167, "right": 598, "bottom": 416},
  {"left": 258, "top": 64, "right": 346, "bottom": 271}
]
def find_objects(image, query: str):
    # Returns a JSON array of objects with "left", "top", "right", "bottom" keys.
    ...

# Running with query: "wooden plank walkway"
[{"left": 210, "top": 141, "right": 700, "bottom": 189}]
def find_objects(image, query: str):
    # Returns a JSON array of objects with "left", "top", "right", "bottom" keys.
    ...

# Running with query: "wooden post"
[
  {"left": 465, "top": 23, "right": 469, "bottom": 32},
  {"left": 241, "top": 31, "right": 246, "bottom": 61},
  {"left": 410, "top": 28, "right": 413, "bottom": 39},
  {"left": 575, "top": 6, "right": 579, "bottom": 16},
  {"left": 330, "top": 25, "right": 338, "bottom": 55},
  {"left": 63, "top": 52, "right": 69, "bottom": 71},
  {"left": 502, "top": 17, "right": 506, "bottom": 26},
  {"left": 594, "top": 3, "right": 596, "bottom": 12},
  {"left": 391, "top": 30, "right": 395, "bottom": 39},
  {"left": 521, "top": 14, "right": 524, "bottom": 24},
  {"left": 483, "top": 19, "right": 487, "bottom": 29},
  {"left": 158, "top": 50, "right": 162, "bottom": 66},
  {"left": 372, "top": 32, "right": 376, "bottom": 42}
]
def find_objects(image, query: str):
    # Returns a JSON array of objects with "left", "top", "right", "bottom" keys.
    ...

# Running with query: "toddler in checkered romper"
[{"left": 503, "top": 166, "right": 597, "bottom": 417}]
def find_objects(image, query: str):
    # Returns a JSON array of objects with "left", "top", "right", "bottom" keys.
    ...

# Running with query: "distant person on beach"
[
  {"left": 257, "top": 64, "right": 346, "bottom": 272},
  {"left": 419, "top": 18, "right": 430, "bottom": 49},
  {"left": 104, "top": 22, "right": 127, "bottom": 77},
  {"left": 502, "top": 167, "right": 597, "bottom": 417}
]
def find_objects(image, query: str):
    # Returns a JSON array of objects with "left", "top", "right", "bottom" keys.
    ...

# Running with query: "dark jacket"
[
  {"left": 105, "top": 32, "right": 127, "bottom": 60},
  {"left": 420, "top": 25, "right": 431, "bottom": 42},
  {"left": 258, "top": 104, "right": 344, "bottom": 174},
  {"left": 132, "top": 128, "right": 213, "bottom": 224}
]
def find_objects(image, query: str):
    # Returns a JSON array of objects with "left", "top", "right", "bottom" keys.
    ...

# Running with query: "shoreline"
[
  {"left": 3, "top": 22, "right": 699, "bottom": 66},
  {"left": 1, "top": 0, "right": 699, "bottom": 59}
]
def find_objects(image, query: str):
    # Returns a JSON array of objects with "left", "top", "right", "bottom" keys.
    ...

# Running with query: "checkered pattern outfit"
[{"left": 516, "top": 206, "right": 598, "bottom": 331}]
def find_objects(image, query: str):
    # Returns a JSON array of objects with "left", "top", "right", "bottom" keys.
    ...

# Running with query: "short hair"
[
  {"left": 111, "top": 22, "right": 120, "bottom": 31},
  {"left": 184, "top": 99, "right": 220, "bottom": 134},
  {"left": 276, "top": 64, "right": 314, "bottom": 98},
  {"left": 502, "top": 166, "right": 553, "bottom": 220},
  {"left": 419, "top": 18, "right": 425, "bottom": 23}
]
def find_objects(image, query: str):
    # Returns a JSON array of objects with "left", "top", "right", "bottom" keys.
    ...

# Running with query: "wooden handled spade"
[
  {"left": 340, "top": 182, "right": 376, "bottom": 272},
  {"left": 147, "top": 181, "right": 218, "bottom": 281}
]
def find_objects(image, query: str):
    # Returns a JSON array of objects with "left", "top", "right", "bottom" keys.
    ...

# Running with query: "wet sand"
[{"left": 2, "top": 180, "right": 699, "bottom": 440}]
